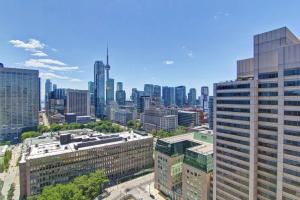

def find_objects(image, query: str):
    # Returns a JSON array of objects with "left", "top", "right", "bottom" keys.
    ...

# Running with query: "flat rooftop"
[{"left": 21, "top": 131, "right": 152, "bottom": 161}]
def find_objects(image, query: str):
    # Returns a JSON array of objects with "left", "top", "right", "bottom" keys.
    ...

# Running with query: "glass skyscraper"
[
  {"left": 94, "top": 61, "right": 106, "bottom": 119},
  {"left": 175, "top": 86, "right": 186, "bottom": 107}
]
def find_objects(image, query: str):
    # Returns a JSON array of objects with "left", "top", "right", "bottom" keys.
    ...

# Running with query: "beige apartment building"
[
  {"left": 19, "top": 131, "right": 153, "bottom": 198},
  {"left": 214, "top": 27, "right": 300, "bottom": 200},
  {"left": 155, "top": 131, "right": 213, "bottom": 200}
]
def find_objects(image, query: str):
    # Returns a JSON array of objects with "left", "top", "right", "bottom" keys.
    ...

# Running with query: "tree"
[
  {"left": 21, "top": 131, "right": 41, "bottom": 141},
  {"left": 3, "top": 149, "right": 12, "bottom": 171},
  {"left": 34, "top": 170, "right": 109, "bottom": 200},
  {"left": 37, "top": 125, "right": 49, "bottom": 133}
]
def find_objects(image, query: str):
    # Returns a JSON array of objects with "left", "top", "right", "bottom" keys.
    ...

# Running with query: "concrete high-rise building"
[
  {"left": 106, "top": 78, "right": 114, "bottom": 104},
  {"left": 94, "top": 61, "right": 106, "bottom": 119},
  {"left": 175, "top": 86, "right": 186, "bottom": 107},
  {"left": 155, "top": 132, "right": 213, "bottom": 200},
  {"left": 201, "top": 86, "right": 209, "bottom": 111},
  {"left": 0, "top": 65, "right": 39, "bottom": 142},
  {"left": 214, "top": 27, "right": 300, "bottom": 200},
  {"left": 188, "top": 88, "right": 197, "bottom": 106},
  {"left": 144, "top": 84, "right": 154, "bottom": 96},
  {"left": 208, "top": 96, "right": 214, "bottom": 130},
  {"left": 66, "top": 89, "right": 90, "bottom": 116},
  {"left": 45, "top": 79, "right": 52, "bottom": 109}
]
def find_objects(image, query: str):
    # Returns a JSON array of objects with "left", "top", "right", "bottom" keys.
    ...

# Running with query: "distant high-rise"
[
  {"left": 144, "top": 84, "right": 154, "bottom": 96},
  {"left": 153, "top": 85, "right": 161, "bottom": 102},
  {"left": 175, "top": 86, "right": 186, "bottom": 107},
  {"left": 0, "top": 65, "right": 39, "bottom": 142},
  {"left": 201, "top": 86, "right": 209, "bottom": 111},
  {"left": 117, "top": 82, "right": 123, "bottom": 91},
  {"left": 162, "top": 86, "right": 171, "bottom": 106},
  {"left": 45, "top": 79, "right": 52, "bottom": 109},
  {"left": 94, "top": 61, "right": 106, "bottom": 119},
  {"left": 188, "top": 88, "right": 197, "bottom": 106},
  {"left": 214, "top": 27, "right": 300, "bottom": 200},
  {"left": 53, "top": 84, "right": 57, "bottom": 91},
  {"left": 131, "top": 88, "right": 138, "bottom": 105},
  {"left": 66, "top": 89, "right": 90, "bottom": 116},
  {"left": 116, "top": 82, "right": 126, "bottom": 105},
  {"left": 106, "top": 78, "right": 114, "bottom": 104}
]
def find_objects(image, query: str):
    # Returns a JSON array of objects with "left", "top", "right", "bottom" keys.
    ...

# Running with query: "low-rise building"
[
  {"left": 154, "top": 132, "right": 213, "bottom": 200},
  {"left": 19, "top": 131, "right": 153, "bottom": 198}
]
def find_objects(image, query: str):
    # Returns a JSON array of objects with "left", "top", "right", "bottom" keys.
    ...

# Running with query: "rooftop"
[{"left": 21, "top": 130, "right": 152, "bottom": 161}]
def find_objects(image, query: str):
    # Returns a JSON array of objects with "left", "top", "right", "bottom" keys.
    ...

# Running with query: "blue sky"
[{"left": 1, "top": 0, "right": 300, "bottom": 98}]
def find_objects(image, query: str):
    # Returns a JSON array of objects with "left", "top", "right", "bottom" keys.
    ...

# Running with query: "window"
[
  {"left": 258, "top": 108, "right": 278, "bottom": 114},
  {"left": 258, "top": 82, "right": 278, "bottom": 88},
  {"left": 258, "top": 91, "right": 278, "bottom": 96},
  {"left": 217, "top": 114, "right": 250, "bottom": 121},
  {"left": 217, "top": 121, "right": 250, "bottom": 129},
  {"left": 217, "top": 135, "right": 250, "bottom": 145},
  {"left": 258, "top": 125, "right": 278, "bottom": 131},
  {"left": 284, "top": 120, "right": 300, "bottom": 127},
  {"left": 284, "top": 68, "right": 300, "bottom": 76},
  {"left": 217, "top": 107, "right": 250, "bottom": 113},
  {"left": 217, "top": 128, "right": 249, "bottom": 138},
  {"left": 284, "top": 110, "right": 300, "bottom": 116},
  {"left": 284, "top": 80, "right": 300, "bottom": 87},
  {"left": 258, "top": 72, "right": 278, "bottom": 79},
  {"left": 284, "top": 90, "right": 300, "bottom": 96},
  {"left": 258, "top": 117, "right": 278, "bottom": 123},
  {"left": 285, "top": 101, "right": 300, "bottom": 106},
  {"left": 217, "top": 92, "right": 250, "bottom": 97},
  {"left": 217, "top": 83, "right": 250, "bottom": 90},
  {"left": 258, "top": 100, "right": 278, "bottom": 105},
  {"left": 217, "top": 100, "right": 250, "bottom": 105}
]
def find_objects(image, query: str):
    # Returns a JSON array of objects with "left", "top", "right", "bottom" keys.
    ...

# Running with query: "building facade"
[
  {"left": 175, "top": 86, "right": 186, "bottom": 108},
  {"left": 178, "top": 110, "right": 200, "bottom": 127},
  {"left": 66, "top": 89, "right": 90, "bottom": 116},
  {"left": 106, "top": 78, "right": 115, "bottom": 104},
  {"left": 188, "top": 88, "right": 197, "bottom": 107},
  {"left": 155, "top": 132, "right": 213, "bottom": 200},
  {"left": 208, "top": 96, "right": 214, "bottom": 130},
  {"left": 19, "top": 131, "right": 153, "bottom": 198},
  {"left": 201, "top": 86, "right": 209, "bottom": 111},
  {"left": 45, "top": 79, "right": 52, "bottom": 110},
  {"left": 0, "top": 65, "right": 39, "bottom": 142},
  {"left": 94, "top": 61, "right": 106, "bottom": 119},
  {"left": 214, "top": 27, "right": 300, "bottom": 200}
]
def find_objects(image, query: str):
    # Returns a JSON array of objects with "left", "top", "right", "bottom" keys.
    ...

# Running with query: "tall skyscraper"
[
  {"left": 116, "top": 82, "right": 126, "bottom": 105},
  {"left": 170, "top": 87, "right": 175, "bottom": 105},
  {"left": 214, "top": 27, "right": 300, "bottom": 200},
  {"left": 94, "top": 61, "right": 106, "bottom": 119},
  {"left": 0, "top": 65, "right": 39, "bottom": 142},
  {"left": 131, "top": 88, "right": 138, "bottom": 104},
  {"left": 201, "top": 86, "right": 209, "bottom": 111},
  {"left": 45, "top": 79, "right": 52, "bottom": 109},
  {"left": 144, "top": 84, "right": 154, "bottom": 96},
  {"left": 175, "top": 86, "right": 186, "bottom": 107},
  {"left": 188, "top": 88, "right": 197, "bottom": 106}
]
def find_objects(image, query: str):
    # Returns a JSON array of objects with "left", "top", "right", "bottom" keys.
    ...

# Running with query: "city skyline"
[{"left": 2, "top": 1, "right": 300, "bottom": 98}]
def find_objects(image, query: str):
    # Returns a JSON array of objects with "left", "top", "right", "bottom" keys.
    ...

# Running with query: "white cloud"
[
  {"left": 31, "top": 51, "right": 48, "bottom": 57},
  {"left": 182, "top": 46, "right": 194, "bottom": 58},
  {"left": 9, "top": 38, "right": 45, "bottom": 51},
  {"left": 51, "top": 48, "right": 58, "bottom": 52},
  {"left": 40, "top": 72, "right": 82, "bottom": 82},
  {"left": 187, "top": 51, "right": 193, "bottom": 58},
  {"left": 213, "top": 11, "right": 230, "bottom": 20},
  {"left": 24, "top": 59, "right": 79, "bottom": 71},
  {"left": 163, "top": 60, "right": 174, "bottom": 65}
]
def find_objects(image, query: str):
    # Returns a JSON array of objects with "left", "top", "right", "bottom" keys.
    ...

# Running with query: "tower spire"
[{"left": 106, "top": 43, "right": 109, "bottom": 66}]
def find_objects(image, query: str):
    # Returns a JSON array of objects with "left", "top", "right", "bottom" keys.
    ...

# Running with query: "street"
[
  {"left": 0, "top": 145, "right": 21, "bottom": 200},
  {"left": 103, "top": 173, "right": 165, "bottom": 200}
]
